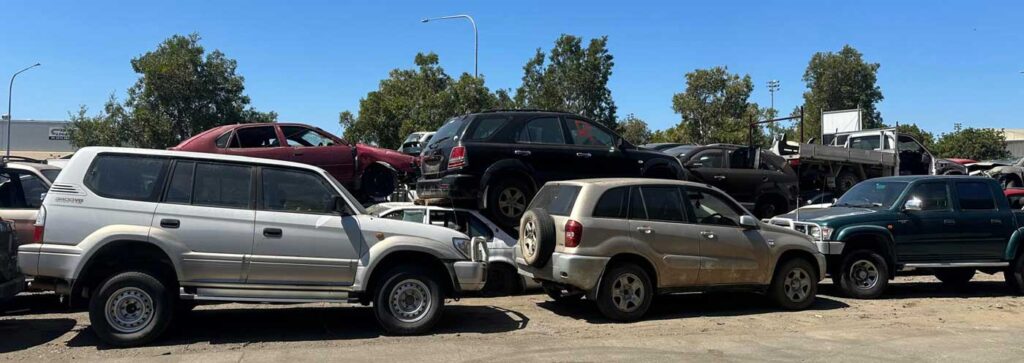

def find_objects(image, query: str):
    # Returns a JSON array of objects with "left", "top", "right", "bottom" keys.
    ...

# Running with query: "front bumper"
[
  {"left": 814, "top": 240, "right": 846, "bottom": 256},
  {"left": 515, "top": 251, "right": 610, "bottom": 292},
  {"left": 452, "top": 261, "right": 486, "bottom": 291},
  {"left": 416, "top": 174, "right": 479, "bottom": 200}
]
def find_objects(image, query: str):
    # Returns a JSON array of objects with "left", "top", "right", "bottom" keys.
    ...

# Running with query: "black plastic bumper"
[{"left": 416, "top": 174, "right": 480, "bottom": 200}]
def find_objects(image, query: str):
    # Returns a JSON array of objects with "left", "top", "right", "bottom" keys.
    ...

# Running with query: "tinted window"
[
  {"left": 566, "top": 119, "right": 614, "bottom": 147},
  {"left": 426, "top": 117, "right": 469, "bottom": 149},
  {"left": 281, "top": 126, "right": 335, "bottom": 147},
  {"left": 628, "top": 186, "right": 647, "bottom": 219},
  {"left": 465, "top": 117, "right": 509, "bottom": 141},
  {"left": 0, "top": 171, "right": 47, "bottom": 209},
  {"left": 516, "top": 117, "right": 565, "bottom": 144},
  {"left": 640, "top": 186, "right": 685, "bottom": 222},
  {"left": 215, "top": 132, "right": 233, "bottom": 148},
  {"left": 429, "top": 210, "right": 493, "bottom": 240},
  {"left": 835, "top": 181, "right": 908, "bottom": 209},
  {"left": 41, "top": 169, "right": 61, "bottom": 183},
  {"left": 759, "top": 151, "right": 782, "bottom": 171},
  {"left": 527, "top": 185, "right": 581, "bottom": 216},
  {"left": 956, "top": 182, "right": 996, "bottom": 210},
  {"left": 262, "top": 168, "right": 336, "bottom": 213},
  {"left": 592, "top": 187, "right": 628, "bottom": 218},
  {"left": 686, "top": 189, "right": 743, "bottom": 227},
  {"left": 906, "top": 182, "right": 950, "bottom": 211},
  {"left": 85, "top": 155, "right": 168, "bottom": 201},
  {"left": 382, "top": 209, "right": 425, "bottom": 222},
  {"left": 235, "top": 126, "right": 281, "bottom": 148},
  {"left": 193, "top": 163, "right": 252, "bottom": 208},
  {"left": 164, "top": 161, "right": 195, "bottom": 204},
  {"left": 690, "top": 149, "right": 724, "bottom": 168},
  {"left": 728, "top": 148, "right": 753, "bottom": 169}
]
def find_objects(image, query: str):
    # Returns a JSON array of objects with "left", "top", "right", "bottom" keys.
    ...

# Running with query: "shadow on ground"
[
  {"left": 819, "top": 279, "right": 1017, "bottom": 300},
  {"left": 66, "top": 303, "right": 528, "bottom": 349},
  {"left": 0, "top": 318, "right": 77, "bottom": 353}
]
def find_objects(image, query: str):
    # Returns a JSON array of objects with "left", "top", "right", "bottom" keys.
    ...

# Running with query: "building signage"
[{"left": 48, "top": 127, "right": 69, "bottom": 141}]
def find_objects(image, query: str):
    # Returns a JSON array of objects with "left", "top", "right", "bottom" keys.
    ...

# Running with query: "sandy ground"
[{"left": 2, "top": 274, "right": 1023, "bottom": 362}]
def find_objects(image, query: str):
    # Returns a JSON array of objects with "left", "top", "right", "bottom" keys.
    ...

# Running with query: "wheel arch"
[
  {"left": 604, "top": 253, "right": 659, "bottom": 290},
  {"left": 480, "top": 160, "right": 538, "bottom": 209},
  {"left": 73, "top": 239, "right": 178, "bottom": 305},
  {"left": 772, "top": 249, "right": 822, "bottom": 282},
  {"left": 360, "top": 249, "right": 455, "bottom": 305},
  {"left": 641, "top": 158, "right": 685, "bottom": 180},
  {"left": 837, "top": 227, "right": 897, "bottom": 271},
  {"left": 1004, "top": 228, "right": 1024, "bottom": 261}
]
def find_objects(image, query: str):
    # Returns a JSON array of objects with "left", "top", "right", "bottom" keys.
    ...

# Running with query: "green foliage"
[
  {"left": 616, "top": 114, "right": 652, "bottom": 145},
  {"left": 514, "top": 35, "right": 617, "bottom": 129},
  {"left": 670, "top": 66, "right": 763, "bottom": 145},
  {"left": 799, "top": 45, "right": 884, "bottom": 140},
  {"left": 67, "top": 33, "right": 275, "bottom": 149},
  {"left": 895, "top": 123, "right": 935, "bottom": 147},
  {"left": 649, "top": 124, "right": 690, "bottom": 144},
  {"left": 933, "top": 123, "right": 1011, "bottom": 160}
]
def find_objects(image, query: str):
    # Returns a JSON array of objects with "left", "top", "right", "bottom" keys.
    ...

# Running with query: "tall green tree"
[
  {"left": 933, "top": 123, "right": 1011, "bottom": 160},
  {"left": 895, "top": 123, "right": 935, "bottom": 147},
  {"left": 514, "top": 35, "right": 617, "bottom": 128},
  {"left": 67, "top": 33, "right": 276, "bottom": 149},
  {"left": 799, "top": 45, "right": 883, "bottom": 140},
  {"left": 616, "top": 114, "right": 652, "bottom": 145},
  {"left": 671, "top": 66, "right": 762, "bottom": 145}
]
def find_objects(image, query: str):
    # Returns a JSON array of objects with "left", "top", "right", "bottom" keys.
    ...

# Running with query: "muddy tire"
[
  {"left": 88, "top": 271, "right": 174, "bottom": 347},
  {"left": 1005, "top": 254, "right": 1024, "bottom": 295},
  {"left": 934, "top": 268, "right": 975, "bottom": 286},
  {"left": 519, "top": 209, "right": 556, "bottom": 268},
  {"left": 837, "top": 249, "right": 889, "bottom": 299},
  {"left": 754, "top": 197, "right": 788, "bottom": 219},
  {"left": 595, "top": 264, "right": 653, "bottom": 322},
  {"left": 374, "top": 266, "right": 444, "bottom": 335},
  {"left": 487, "top": 177, "right": 533, "bottom": 228},
  {"left": 769, "top": 258, "right": 818, "bottom": 310}
]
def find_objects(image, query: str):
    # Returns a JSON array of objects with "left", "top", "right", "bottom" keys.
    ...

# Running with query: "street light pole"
[
  {"left": 766, "top": 80, "right": 780, "bottom": 113},
  {"left": 7, "top": 63, "right": 41, "bottom": 159},
  {"left": 421, "top": 14, "right": 477, "bottom": 78}
]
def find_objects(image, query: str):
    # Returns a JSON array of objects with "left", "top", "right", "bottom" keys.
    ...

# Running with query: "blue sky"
[{"left": 2, "top": 0, "right": 1021, "bottom": 137}]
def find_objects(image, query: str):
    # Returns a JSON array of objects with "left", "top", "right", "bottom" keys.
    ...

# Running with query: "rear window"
[
  {"left": 527, "top": 185, "right": 582, "bottom": 216},
  {"left": 956, "top": 182, "right": 996, "bottom": 210},
  {"left": 425, "top": 117, "right": 469, "bottom": 149},
  {"left": 85, "top": 154, "right": 169, "bottom": 201},
  {"left": 592, "top": 187, "right": 628, "bottom": 218}
]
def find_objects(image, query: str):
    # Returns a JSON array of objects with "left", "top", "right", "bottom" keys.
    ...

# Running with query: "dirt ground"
[{"left": 2, "top": 274, "right": 1023, "bottom": 362}]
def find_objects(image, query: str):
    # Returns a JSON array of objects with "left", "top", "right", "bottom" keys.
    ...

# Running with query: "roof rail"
[
  {"left": 2, "top": 156, "right": 43, "bottom": 164},
  {"left": 478, "top": 108, "right": 578, "bottom": 115}
]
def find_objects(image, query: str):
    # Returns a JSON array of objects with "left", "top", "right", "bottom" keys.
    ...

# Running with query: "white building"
[
  {"left": 0, "top": 119, "right": 75, "bottom": 160},
  {"left": 1005, "top": 129, "right": 1024, "bottom": 158}
]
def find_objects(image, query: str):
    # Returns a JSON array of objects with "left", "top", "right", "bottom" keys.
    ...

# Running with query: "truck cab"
[{"left": 835, "top": 129, "right": 965, "bottom": 176}]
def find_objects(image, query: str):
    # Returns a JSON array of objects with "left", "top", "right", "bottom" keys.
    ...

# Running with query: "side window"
[
  {"left": 84, "top": 154, "right": 169, "bottom": 202},
  {"left": 956, "top": 182, "right": 996, "bottom": 210},
  {"left": 566, "top": 118, "right": 614, "bottom": 147},
  {"left": 193, "top": 163, "right": 252, "bottom": 209},
  {"left": 261, "top": 168, "right": 336, "bottom": 213},
  {"left": 281, "top": 126, "right": 335, "bottom": 147},
  {"left": 0, "top": 171, "right": 47, "bottom": 209},
  {"left": 758, "top": 152, "right": 781, "bottom": 171},
  {"left": 465, "top": 117, "right": 509, "bottom": 141},
  {"left": 728, "top": 148, "right": 753, "bottom": 169},
  {"left": 458, "top": 211, "right": 494, "bottom": 240},
  {"left": 690, "top": 149, "right": 724, "bottom": 168},
  {"left": 685, "top": 189, "right": 743, "bottom": 227},
  {"left": 164, "top": 161, "right": 195, "bottom": 204},
  {"left": 906, "top": 182, "right": 950, "bottom": 211},
  {"left": 516, "top": 117, "right": 565, "bottom": 144},
  {"left": 215, "top": 132, "right": 234, "bottom": 148},
  {"left": 592, "top": 187, "right": 628, "bottom": 219},
  {"left": 382, "top": 209, "right": 425, "bottom": 222},
  {"left": 639, "top": 186, "right": 686, "bottom": 222},
  {"left": 235, "top": 126, "right": 281, "bottom": 148},
  {"left": 627, "top": 186, "right": 647, "bottom": 219}
]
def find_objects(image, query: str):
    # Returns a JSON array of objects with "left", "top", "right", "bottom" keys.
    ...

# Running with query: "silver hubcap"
[
  {"left": 522, "top": 220, "right": 538, "bottom": 259},
  {"left": 498, "top": 187, "right": 526, "bottom": 218},
  {"left": 610, "top": 273, "right": 645, "bottom": 313},
  {"left": 783, "top": 267, "right": 812, "bottom": 302},
  {"left": 105, "top": 287, "right": 155, "bottom": 333},
  {"left": 389, "top": 279, "right": 432, "bottom": 323},
  {"left": 850, "top": 260, "right": 879, "bottom": 289}
]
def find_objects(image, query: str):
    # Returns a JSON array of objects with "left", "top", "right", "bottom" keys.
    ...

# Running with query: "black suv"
[
  {"left": 417, "top": 111, "right": 686, "bottom": 227},
  {"left": 667, "top": 144, "right": 798, "bottom": 218}
]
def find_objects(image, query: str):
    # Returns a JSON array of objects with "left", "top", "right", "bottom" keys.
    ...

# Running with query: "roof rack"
[
  {"left": 478, "top": 108, "right": 578, "bottom": 115},
  {"left": 2, "top": 156, "right": 43, "bottom": 164}
]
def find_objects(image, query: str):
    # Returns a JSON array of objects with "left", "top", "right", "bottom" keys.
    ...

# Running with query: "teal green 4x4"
[{"left": 770, "top": 175, "right": 1024, "bottom": 298}]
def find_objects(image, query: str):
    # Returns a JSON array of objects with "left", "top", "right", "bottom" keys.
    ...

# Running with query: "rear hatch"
[{"left": 420, "top": 116, "right": 470, "bottom": 178}]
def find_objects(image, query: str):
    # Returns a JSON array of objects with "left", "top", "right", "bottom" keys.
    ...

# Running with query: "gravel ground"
[{"left": 2, "top": 274, "right": 1023, "bottom": 362}]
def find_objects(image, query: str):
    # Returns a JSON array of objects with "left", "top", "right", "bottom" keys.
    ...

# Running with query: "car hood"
[
  {"left": 356, "top": 143, "right": 418, "bottom": 172},
  {"left": 776, "top": 206, "right": 890, "bottom": 224},
  {"left": 358, "top": 215, "right": 470, "bottom": 255}
]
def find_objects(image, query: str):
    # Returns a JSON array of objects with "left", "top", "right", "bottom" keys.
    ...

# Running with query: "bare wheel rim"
[
  {"left": 497, "top": 187, "right": 526, "bottom": 218},
  {"left": 783, "top": 267, "right": 812, "bottom": 302},
  {"left": 610, "top": 272, "right": 645, "bottom": 313},
  {"left": 389, "top": 279, "right": 432, "bottom": 323},
  {"left": 105, "top": 287, "right": 155, "bottom": 334},
  {"left": 521, "top": 220, "right": 538, "bottom": 259},
  {"left": 850, "top": 259, "right": 879, "bottom": 290}
]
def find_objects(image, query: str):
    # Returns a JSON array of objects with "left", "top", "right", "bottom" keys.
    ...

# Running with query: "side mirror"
[
  {"left": 739, "top": 215, "right": 759, "bottom": 229},
  {"left": 903, "top": 198, "right": 923, "bottom": 212},
  {"left": 333, "top": 196, "right": 352, "bottom": 215}
]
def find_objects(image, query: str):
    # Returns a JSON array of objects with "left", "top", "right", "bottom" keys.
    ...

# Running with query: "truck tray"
[{"left": 797, "top": 143, "right": 897, "bottom": 167}]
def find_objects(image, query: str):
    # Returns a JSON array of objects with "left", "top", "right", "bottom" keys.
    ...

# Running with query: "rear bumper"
[
  {"left": 17, "top": 243, "right": 83, "bottom": 280},
  {"left": 416, "top": 174, "right": 479, "bottom": 200},
  {"left": 515, "top": 251, "right": 610, "bottom": 292}
]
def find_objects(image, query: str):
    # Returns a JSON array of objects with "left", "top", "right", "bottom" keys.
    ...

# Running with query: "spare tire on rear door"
[{"left": 520, "top": 208, "right": 556, "bottom": 267}]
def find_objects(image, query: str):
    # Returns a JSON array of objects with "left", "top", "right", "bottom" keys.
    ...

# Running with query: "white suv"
[{"left": 18, "top": 147, "right": 487, "bottom": 346}]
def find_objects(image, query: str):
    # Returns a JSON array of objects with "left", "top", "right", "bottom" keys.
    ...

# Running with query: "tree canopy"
[
  {"left": 799, "top": 45, "right": 884, "bottom": 140},
  {"left": 670, "top": 66, "right": 763, "bottom": 145},
  {"left": 932, "top": 124, "right": 1011, "bottom": 160},
  {"left": 616, "top": 114, "right": 652, "bottom": 145}
]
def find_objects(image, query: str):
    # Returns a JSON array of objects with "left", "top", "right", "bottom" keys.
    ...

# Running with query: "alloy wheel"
[
  {"left": 498, "top": 187, "right": 526, "bottom": 218},
  {"left": 783, "top": 267, "right": 812, "bottom": 302},
  {"left": 610, "top": 273, "right": 645, "bottom": 313},
  {"left": 850, "top": 259, "right": 879, "bottom": 290}
]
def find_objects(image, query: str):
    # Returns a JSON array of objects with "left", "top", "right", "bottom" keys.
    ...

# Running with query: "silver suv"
[
  {"left": 515, "top": 178, "right": 825, "bottom": 321},
  {"left": 18, "top": 147, "right": 487, "bottom": 346}
]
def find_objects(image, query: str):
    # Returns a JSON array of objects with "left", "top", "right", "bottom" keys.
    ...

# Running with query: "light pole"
[
  {"left": 766, "top": 80, "right": 780, "bottom": 113},
  {"left": 7, "top": 63, "right": 41, "bottom": 159},
  {"left": 421, "top": 14, "right": 477, "bottom": 78}
]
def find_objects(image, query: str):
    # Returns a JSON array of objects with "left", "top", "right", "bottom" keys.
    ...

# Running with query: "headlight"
[
  {"left": 808, "top": 226, "right": 833, "bottom": 241},
  {"left": 452, "top": 237, "right": 472, "bottom": 258}
]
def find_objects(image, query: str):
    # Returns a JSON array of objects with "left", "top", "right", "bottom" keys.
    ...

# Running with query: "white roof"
[{"left": 74, "top": 146, "right": 326, "bottom": 173}]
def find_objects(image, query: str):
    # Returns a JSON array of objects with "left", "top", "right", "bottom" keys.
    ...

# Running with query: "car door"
[
  {"left": 152, "top": 160, "right": 255, "bottom": 284},
  {"left": 721, "top": 147, "right": 765, "bottom": 207},
  {"left": 0, "top": 169, "right": 49, "bottom": 245},
  {"left": 684, "top": 148, "right": 730, "bottom": 190},
  {"left": 279, "top": 125, "right": 355, "bottom": 182},
  {"left": 682, "top": 187, "right": 770, "bottom": 285},
  {"left": 625, "top": 186, "right": 701, "bottom": 287},
  {"left": 222, "top": 125, "right": 293, "bottom": 161},
  {"left": 564, "top": 117, "right": 633, "bottom": 177},
  {"left": 248, "top": 166, "right": 360, "bottom": 286},
  {"left": 951, "top": 181, "right": 1013, "bottom": 260},
  {"left": 893, "top": 181, "right": 960, "bottom": 261},
  {"left": 512, "top": 116, "right": 576, "bottom": 183}
]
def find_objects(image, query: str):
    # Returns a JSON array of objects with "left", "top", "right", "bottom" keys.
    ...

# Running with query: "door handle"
[
  {"left": 160, "top": 219, "right": 180, "bottom": 229},
  {"left": 576, "top": 152, "right": 592, "bottom": 158},
  {"left": 263, "top": 228, "right": 283, "bottom": 238},
  {"left": 514, "top": 150, "right": 532, "bottom": 156},
  {"left": 991, "top": 219, "right": 1003, "bottom": 225},
  {"left": 713, "top": 175, "right": 727, "bottom": 180},
  {"left": 635, "top": 226, "right": 654, "bottom": 234},
  {"left": 700, "top": 231, "right": 716, "bottom": 239},
  {"left": 293, "top": 151, "right": 304, "bottom": 156},
  {"left": 943, "top": 219, "right": 956, "bottom": 225}
]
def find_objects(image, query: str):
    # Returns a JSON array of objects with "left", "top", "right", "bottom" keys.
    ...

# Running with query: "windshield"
[
  {"left": 425, "top": 117, "right": 468, "bottom": 149},
  {"left": 834, "top": 181, "right": 908, "bottom": 209},
  {"left": 403, "top": 133, "right": 423, "bottom": 143},
  {"left": 365, "top": 204, "right": 389, "bottom": 216}
]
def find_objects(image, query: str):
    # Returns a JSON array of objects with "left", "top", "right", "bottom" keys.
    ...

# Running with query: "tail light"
[
  {"left": 33, "top": 205, "right": 46, "bottom": 244},
  {"left": 564, "top": 220, "right": 583, "bottom": 248},
  {"left": 448, "top": 146, "right": 466, "bottom": 169},
  {"left": 788, "top": 158, "right": 800, "bottom": 167}
]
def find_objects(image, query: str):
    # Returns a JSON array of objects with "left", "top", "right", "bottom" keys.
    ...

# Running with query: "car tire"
[
  {"left": 934, "top": 268, "right": 975, "bottom": 286},
  {"left": 541, "top": 282, "right": 583, "bottom": 303},
  {"left": 361, "top": 165, "right": 397, "bottom": 201},
  {"left": 835, "top": 170, "right": 860, "bottom": 195},
  {"left": 837, "top": 249, "right": 889, "bottom": 299},
  {"left": 487, "top": 177, "right": 533, "bottom": 228},
  {"left": 519, "top": 208, "right": 556, "bottom": 268},
  {"left": 1005, "top": 254, "right": 1024, "bottom": 295},
  {"left": 88, "top": 271, "right": 174, "bottom": 347},
  {"left": 769, "top": 258, "right": 818, "bottom": 310},
  {"left": 595, "top": 264, "right": 653, "bottom": 322},
  {"left": 754, "top": 197, "right": 788, "bottom": 219},
  {"left": 373, "top": 266, "right": 444, "bottom": 335},
  {"left": 481, "top": 264, "right": 520, "bottom": 297},
  {"left": 998, "top": 175, "right": 1022, "bottom": 189}
]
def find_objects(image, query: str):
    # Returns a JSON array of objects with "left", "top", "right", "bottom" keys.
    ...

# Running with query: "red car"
[
  {"left": 172, "top": 123, "right": 416, "bottom": 200},
  {"left": 1006, "top": 188, "right": 1024, "bottom": 210}
]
